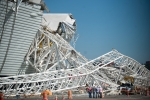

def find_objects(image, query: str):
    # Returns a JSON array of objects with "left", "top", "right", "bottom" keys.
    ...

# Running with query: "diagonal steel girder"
[
  {"left": 0, "top": 25, "right": 149, "bottom": 95},
  {"left": 0, "top": 24, "right": 150, "bottom": 96}
]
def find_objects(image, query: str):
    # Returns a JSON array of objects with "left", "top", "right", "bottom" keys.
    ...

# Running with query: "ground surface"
[{"left": 4, "top": 94, "right": 150, "bottom": 100}]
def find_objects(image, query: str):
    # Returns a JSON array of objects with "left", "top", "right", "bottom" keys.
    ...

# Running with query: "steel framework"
[
  {"left": 0, "top": 0, "right": 150, "bottom": 96},
  {"left": 0, "top": 18, "right": 150, "bottom": 96}
]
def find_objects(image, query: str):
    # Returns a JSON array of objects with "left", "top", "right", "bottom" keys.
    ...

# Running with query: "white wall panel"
[{"left": 0, "top": 0, "right": 43, "bottom": 76}]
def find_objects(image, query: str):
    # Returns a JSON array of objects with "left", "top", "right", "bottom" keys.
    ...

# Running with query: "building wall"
[{"left": 0, "top": 0, "right": 43, "bottom": 76}]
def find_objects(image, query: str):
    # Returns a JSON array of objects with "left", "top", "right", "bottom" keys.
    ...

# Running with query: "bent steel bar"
[
  {"left": 0, "top": 1, "right": 150, "bottom": 96},
  {"left": 0, "top": 25, "right": 149, "bottom": 95}
]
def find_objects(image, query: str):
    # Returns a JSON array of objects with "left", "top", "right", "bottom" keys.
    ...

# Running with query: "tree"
[{"left": 145, "top": 61, "right": 150, "bottom": 70}]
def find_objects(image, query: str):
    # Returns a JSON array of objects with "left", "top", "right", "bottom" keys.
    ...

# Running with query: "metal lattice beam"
[{"left": 0, "top": 11, "right": 150, "bottom": 96}]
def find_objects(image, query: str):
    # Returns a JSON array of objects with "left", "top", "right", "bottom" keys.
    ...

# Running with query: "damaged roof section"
[
  {"left": 43, "top": 14, "right": 76, "bottom": 32},
  {"left": 42, "top": 14, "right": 76, "bottom": 43},
  {"left": 29, "top": 0, "right": 50, "bottom": 12},
  {"left": 8, "top": 0, "right": 50, "bottom": 12}
]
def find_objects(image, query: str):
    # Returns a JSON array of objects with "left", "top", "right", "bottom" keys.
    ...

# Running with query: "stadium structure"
[{"left": 0, "top": 0, "right": 150, "bottom": 96}]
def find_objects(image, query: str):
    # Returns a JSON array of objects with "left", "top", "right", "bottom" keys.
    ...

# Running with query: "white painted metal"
[
  {"left": 0, "top": 18, "right": 150, "bottom": 95},
  {"left": 0, "top": 0, "right": 150, "bottom": 97},
  {"left": 0, "top": 0, "right": 43, "bottom": 76},
  {"left": 29, "top": 0, "right": 41, "bottom": 4}
]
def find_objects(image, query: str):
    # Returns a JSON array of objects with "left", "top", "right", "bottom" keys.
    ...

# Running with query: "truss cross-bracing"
[
  {"left": 0, "top": 0, "right": 150, "bottom": 96},
  {"left": 0, "top": 22, "right": 150, "bottom": 96}
]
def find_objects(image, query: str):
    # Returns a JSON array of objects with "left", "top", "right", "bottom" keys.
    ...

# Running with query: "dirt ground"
[{"left": 4, "top": 94, "right": 150, "bottom": 100}]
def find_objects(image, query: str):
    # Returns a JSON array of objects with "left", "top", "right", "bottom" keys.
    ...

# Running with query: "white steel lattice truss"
[{"left": 0, "top": 15, "right": 150, "bottom": 96}]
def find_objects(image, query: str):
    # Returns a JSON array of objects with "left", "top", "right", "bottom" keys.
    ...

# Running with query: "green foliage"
[{"left": 145, "top": 61, "right": 150, "bottom": 70}]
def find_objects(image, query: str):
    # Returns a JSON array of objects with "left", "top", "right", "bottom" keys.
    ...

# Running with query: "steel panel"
[
  {"left": 0, "top": 19, "right": 41, "bottom": 28},
  {"left": 2, "top": 56, "right": 25, "bottom": 61},
  {"left": 1, "top": 63, "right": 23, "bottom": 66},
  {"left": 0, "top": 26, "right": 39, "bottom": 33},
  {"left": 1, "top": 27, "right": 38, "bottom": 34},
  {"left": 0, "top": 11, "right": 40, "bottom": 18},
  {"left": 0, "top": 13, "right": 42, "bottom": 22},
  {"left": 0, "top": 43, "right": 32, "bottom": 48},
  {"left": 0, "top": 58, "right": 24, "bottom": 63},
  {"left": 0, "top": 0, "right": 42, "bottom": 76},
  {"left": 1, "top": 37, "right": 35, "bottom": 43}
]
